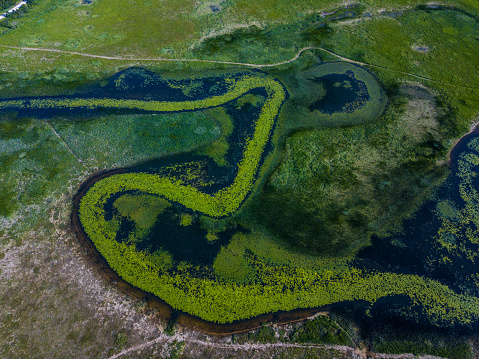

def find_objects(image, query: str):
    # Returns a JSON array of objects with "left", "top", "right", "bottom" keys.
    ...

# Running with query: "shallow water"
[{"left": 358, "top": 128, "right": 479, "bottom": 299}]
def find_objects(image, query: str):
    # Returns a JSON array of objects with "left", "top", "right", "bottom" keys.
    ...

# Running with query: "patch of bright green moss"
[
  {"left": 114, "top": 194, "right": 170, "bottom": 230},
  {"left": 179, "top": 214, "right": 193, "bottom": 226}
]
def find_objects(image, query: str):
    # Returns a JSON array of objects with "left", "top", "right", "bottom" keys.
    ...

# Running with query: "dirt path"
[
  {"left": 0, "top": 45, "right": 477, "bottom": 90},
  {"left": 107, "top": 332, "right": 448, "bottom": 359},
  {"left": 107, "top": 333, "right": 359, "bottom": 359}
]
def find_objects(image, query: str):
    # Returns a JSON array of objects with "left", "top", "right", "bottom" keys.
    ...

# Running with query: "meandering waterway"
[{"left": 3, "top": 62, "right": 478, "bottom": 332}]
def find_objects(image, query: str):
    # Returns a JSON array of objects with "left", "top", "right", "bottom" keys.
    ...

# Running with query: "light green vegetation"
[
  {"left": 213, "top": 231, "right": 348, "bottom": 274},
  {"left": 195, "top": 106, "right": 234, "bottom": 166},
  {"left": 74, "top": 71, "right": 479, "bottom": 325},
  {"left": 180, "top": 214, "right": 193, "bottom": 227},
  {"left": 2, "top": 0, "right": 479, "bottom": 353},
  {"left": 78, "top": 75, "right": 286, "bottom": 221},
  {"left": 76, "top": 73, "right": 288, "bottom": 319},
  {"left": 213, "top": 237, "right": 258, "bottom": 285},
  {"left": 278, "top": 62, "right": 387, "bottom": 129},
  {"left": 113, "top": 194, "right": 171, "bottom": 243},
  {"left": 72, "top": 224, "right": 479, "bottom": 324},
  {"left": 290, "top": 315, "right": 354, "bottom": 346},
  {"left": 114, "top": 194, "right": 171, "bottom": 229},
  {"left": 0, "top": 77, "right": 279, "bottom": 113},
  {"left": 0, "top": 115, "right": 79, "bottom": 219},
  {"left": 428, "top": 138, "right": 479, "bottom": 296}
]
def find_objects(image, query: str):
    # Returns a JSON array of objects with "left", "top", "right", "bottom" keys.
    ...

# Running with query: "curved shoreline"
[
  {"left": 447, "top": 118, "right": 479, "bottom": 167},
  {"left": 70, "top": 122, "right": 479, "bottom": 335},
  {"left": 62, "top": 64, "right": 479, "bottom": 332},
  {"left": 66, "top": 75, "right": 329, "bottom": 333},
  {"left": 71, "top": 174, "right": 339, "bottom": 335}
]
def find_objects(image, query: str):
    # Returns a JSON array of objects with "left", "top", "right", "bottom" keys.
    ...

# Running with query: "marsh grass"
[
  {"left": 52, "top": 110, "right": 221, "bottom": 168},
  {"left": 249, "top": 82, "right": 449, "bottom": 256},
  {"left": 290, "top": 315, "right": 354, "bottom": 346}
]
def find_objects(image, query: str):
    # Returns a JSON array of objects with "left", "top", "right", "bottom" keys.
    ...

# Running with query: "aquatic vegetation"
[
  {"left": 70, "top": 225, "right": 479, "bottom": 324},
  {"left": 2, "top": 0, "right": 479, "bottom": 355},
  {"left": 431, "top": 136, "right": 479, "bottom": 281},
  {"left": 113, "top": 194, "right": 171, "bottom": 243},
  {"left": 75, "top": 73, "right": 288, "bottom": 318},
  {"left": 72, "top": 67, "right": 479, "bottom": 326},
  {"left": 279, "top": 62, "right": 387, "bottom": 130},
  {"left": 253, "top": 83, "right": 449, "bottom": 256},
  {"left": 3, "top": 1, "right": 479, "bottom": 331},
  {"left": 78, "top": 76, "right": 286, "bottom": 221}
]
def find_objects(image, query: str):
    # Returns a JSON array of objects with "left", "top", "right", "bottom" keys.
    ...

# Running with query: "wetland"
[
  {"left": 2, "top": 1, "right": 479, "bottom": 357},
  {"left": 4, "top": 59, "right": 472, "bottom": 331}
]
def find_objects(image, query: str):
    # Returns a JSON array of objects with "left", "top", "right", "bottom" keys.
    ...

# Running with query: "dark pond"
[
  {"left": 1, "top": 66, "right": 284, "bottom": 266},
  {"left": 210, "top": 4, "right": 220, "bottom": 12},
  {"left": 309, "top": 70, "right": 370, "bottom": 114},
  {"left": 414, "top": 46, "right": 429, "bottom": 53},
  {"left": 128, "top": 86, "right": 272, "bottom": 194},
  {"left": 0, "top": 67, "right": 238, "bottom": 119},
  {"left": 136, "top": 206, "right": 245, "bottom": 266}
]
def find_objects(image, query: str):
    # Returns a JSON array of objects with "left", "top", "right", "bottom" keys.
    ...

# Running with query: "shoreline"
[
  {"left": 71, "top": 115, "right": 479, "bottom": 335},
  {"left": 447, "top": 117, "right": 479, "bottom": 167}
]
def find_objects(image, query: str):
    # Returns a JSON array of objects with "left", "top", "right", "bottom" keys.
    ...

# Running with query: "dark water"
[
  {"left": 102, "top": 86, "right": 274, "bottom": 265},
  {"left": 128, "top": 87, "right": 271, "bottom": 194},
  {"left": 309, "top": 70, "right": 370, "bottom": 114},
  {"left": 137, "top": 206, "right": 246, "bottom": 267},
  {"left": 55, "top": 69, "right": 284, "bottom": 268},
  {"left": 1, "top": 66, "right": 285, "bottom": 267},
  {"left": 0, "top": 67, "right": 238, "bottom": 120},
  {"left": 415, "top": 47, "right": 429, "bottom": 52}
]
